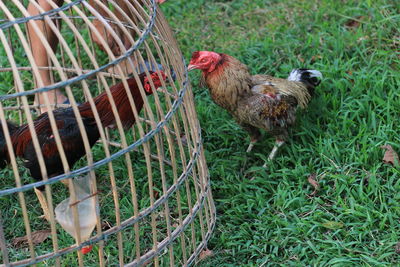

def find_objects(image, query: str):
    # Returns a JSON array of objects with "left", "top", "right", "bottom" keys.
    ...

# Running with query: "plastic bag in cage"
[{"left": 55, "top": 175, "right": 97, "bottom": 254}]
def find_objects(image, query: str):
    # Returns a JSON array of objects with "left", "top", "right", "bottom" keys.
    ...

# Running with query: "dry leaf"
[
  {"left": 346, "top": 70, "right": 355, "bottom": 84},
  {"left": 297, "top": 55, "right": 305, "bottom": 63},
  {"left": 12, "top": 229, "right": 51, "bottom": 248},
  {"left": 308, "top": 173, "right": 319, "bottom": 196},
  {"left": 322, "top": 221, "right": 344, "bottom": 230},
  {"left": 395, "top": 242, "right": 400, "bottom": 254},
  {"left": 345, "top": 16, "right": 364, "bottom": 28},
  {"left": 311, "top": 55, "right": 322, "bottom": 63},
  {"left": 357, "top": 36, "right": 369, "bottom": 42},
  {"left": 380, "top": 145, "right": 399, "bottom": 166},
  {"left": 199, "top": 248, "right": 214, "bottom": 261}
]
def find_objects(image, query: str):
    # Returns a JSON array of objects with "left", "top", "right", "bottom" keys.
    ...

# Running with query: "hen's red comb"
[{"left": 191, "top": 51, "right": 200, "bottom": 60}]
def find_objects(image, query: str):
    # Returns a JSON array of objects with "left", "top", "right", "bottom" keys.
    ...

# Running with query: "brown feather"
[
  {"left": 204, "top": 54, "right": 252, "bottom": 113},
  {"left": 78, "top": 77, "right": 145, "bottom": 129},
  {"left": 201, "top": 53, "right": 315, "bottom": 142},
  {"left": 251, "top": 75, "right": 311, "bottom": 109}
]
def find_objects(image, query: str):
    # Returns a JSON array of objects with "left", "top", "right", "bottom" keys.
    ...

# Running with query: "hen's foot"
[
  {"left": 246, "top": 141, "right": 256, "bottom": 153},
  {"left": 262, "top": 139, "right": 285, "bottom": 167},
  {"left": 246, "top": 136, "right": 261, "bottom": 153}
]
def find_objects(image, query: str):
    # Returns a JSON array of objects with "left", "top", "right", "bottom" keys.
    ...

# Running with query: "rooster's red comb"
[
  {"left": 151, "top": 70, "right": 166, "bottom": 81},
  {"left": 143, "top": 71, "right": 166, "bottom": 93},
  {"left": 144, "top": 71, "right": 166, "bottom": 83}
]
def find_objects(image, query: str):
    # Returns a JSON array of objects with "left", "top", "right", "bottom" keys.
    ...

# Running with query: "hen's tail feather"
[{"left": 287, "top": 69, "right": 322, "bottom": 89}]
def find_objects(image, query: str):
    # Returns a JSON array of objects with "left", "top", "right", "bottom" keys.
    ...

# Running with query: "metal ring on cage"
[{"left": 0, "top": 0, "right": 216, "bottom": 266}]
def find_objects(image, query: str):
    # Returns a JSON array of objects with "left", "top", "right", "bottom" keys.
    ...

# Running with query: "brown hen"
[{"left": 188, "top": 51, "right": 322, "bottom": 164}]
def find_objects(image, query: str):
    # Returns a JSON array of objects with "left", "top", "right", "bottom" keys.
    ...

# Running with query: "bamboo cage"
[{"left": 0, "top": 0, "right": 215, "bottom": 266}]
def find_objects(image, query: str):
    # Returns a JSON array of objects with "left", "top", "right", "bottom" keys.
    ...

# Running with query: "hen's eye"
[{"left": 201, "top": 59, "right": 207, "bottom": 63}]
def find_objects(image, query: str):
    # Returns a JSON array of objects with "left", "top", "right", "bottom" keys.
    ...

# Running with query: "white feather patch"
[
  {"left": 307, "top": 70, "right": 323, "bottom": 78},
  {"left": 287, "top": 70, "right": 302, "bottom": 81},
  {"left": 287, "top": 69, "right": 323, "bottom": 82}
]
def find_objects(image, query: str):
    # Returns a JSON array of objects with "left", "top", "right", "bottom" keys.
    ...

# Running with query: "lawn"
[{"left": 161, "top": 0, "right": 400, "bottom": 266}]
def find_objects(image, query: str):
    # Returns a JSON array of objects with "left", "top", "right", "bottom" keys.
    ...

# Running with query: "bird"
[
  {"left": 0, "top": 120, "right": 18, "bottom": 169},
  {"left": 11, "top": 71, "right": 166, "bottom": 220},
  {"left": 188, "top": 51, "right": 322, "bottom": 164}
]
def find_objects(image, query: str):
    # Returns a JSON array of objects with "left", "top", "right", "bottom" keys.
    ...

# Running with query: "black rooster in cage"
[{"left": 9, "top": 71, "right": 166, "bottom": 220}]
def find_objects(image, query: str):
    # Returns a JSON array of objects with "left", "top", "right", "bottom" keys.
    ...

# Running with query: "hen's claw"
[{"left": 246, "top": 141, "right": 256, "bottom": 153}]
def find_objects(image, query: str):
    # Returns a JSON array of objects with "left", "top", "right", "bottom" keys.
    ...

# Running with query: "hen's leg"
[
  {"left": 34, "top": 188, "right": 51, "bottom": 221},
  {"left": 246, "top": 143, "right": 255, "bottom": 153},
  {"left": 263, "top": 128, "right": 288, "bottom": 166},
  {"left": 241, "top": 124, "right": 261, "bottom": 153},
  {"left": 262, "top": 139, "right": 285, "bottom": 167},
  {"left": 246, "top": 137, "right": 259, "bottom": 153},
  {"left": 268, "top": 139, "right": 285, "bottom": 160}
]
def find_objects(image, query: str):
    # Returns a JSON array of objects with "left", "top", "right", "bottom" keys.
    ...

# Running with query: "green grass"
[
  {"left": 0, "top": 0, "right": 399, "bottom": 266},
  {"left": 161, "top": 0, "right": 400, "bottom": 266}
]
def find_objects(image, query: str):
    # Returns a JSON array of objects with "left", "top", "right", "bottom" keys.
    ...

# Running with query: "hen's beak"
[{"left": 187, "top": 64, "right": 197, "bottom": 71}]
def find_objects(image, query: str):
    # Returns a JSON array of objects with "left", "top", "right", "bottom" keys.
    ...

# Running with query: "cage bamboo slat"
[{"left": 0, "top": 0, "right": 215, "bottom": 266}]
